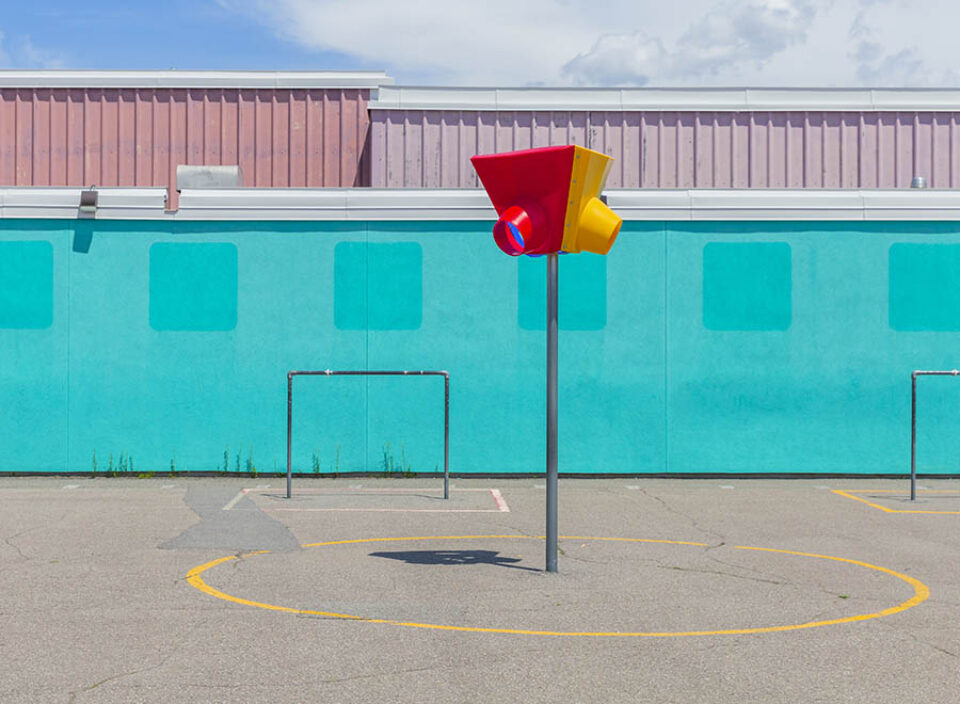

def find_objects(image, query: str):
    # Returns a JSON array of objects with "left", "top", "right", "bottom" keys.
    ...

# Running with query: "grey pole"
[
  {"left": 909, "top": 369, "right": 959, "bottom": 501},
  {"left": 546, "top": 253, "right": 559, "bottom": 573},
  {"left": 444, "top": 372, "right": 450, "bottom": 500},
  {"left": 286, "top": 373, "right": 293, "bottom": 499},
  {"left": 910, "top": 372, "right": 917, "bottom": 502}
]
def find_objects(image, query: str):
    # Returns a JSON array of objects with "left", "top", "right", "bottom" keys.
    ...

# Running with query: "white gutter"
[
  {"left": 0, "top": 188, "right": 168, "bottom": 219},
  {"left": 3, "top": 187, "right": 960, "bottom": 221},
  {"left": 370, "top": 86, "right": 960, "bottom": 112},
  {"left": 0, "top": 70, "right": 394, "bottom": 89}
]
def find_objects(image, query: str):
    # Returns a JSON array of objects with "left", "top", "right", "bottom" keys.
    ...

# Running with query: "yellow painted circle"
[{"left": 186, "top": 535, "right": 930, "bottom": 637}]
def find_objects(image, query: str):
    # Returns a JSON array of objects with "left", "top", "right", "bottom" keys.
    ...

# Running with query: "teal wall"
[{"left": 1, "top": 218, "right": 960, "bottom": 475}]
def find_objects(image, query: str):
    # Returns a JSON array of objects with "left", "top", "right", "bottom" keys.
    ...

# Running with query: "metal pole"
[
  {"left": 910, "top": 372, "right": 917, "bottom": 501},
  {"left": 444, "top": 372, "right": 450, "bottom": 500},
  {"left": 546, "top": 253, "right": 559, "bottom": 573},
  {"left": 286, "top": 373, "right": 293, "bottom": 499}
]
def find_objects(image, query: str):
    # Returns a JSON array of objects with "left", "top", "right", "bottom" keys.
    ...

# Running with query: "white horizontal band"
[
  {"left": 3, "top": 187, "right": 960, "bottom": 221},
  {"left": 0, "top": 70, "right": 393, "bottom": 89},
  {"left": 370, "top": 86, "right": 960, "bottom": 112}
]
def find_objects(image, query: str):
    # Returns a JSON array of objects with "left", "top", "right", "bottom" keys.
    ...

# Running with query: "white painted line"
[
  {"left": 161, "top": 484, "right": 175, "bottom": 489},
  {"left": 256, "top": 484, "right": 270, "bottom": 489},
  {"left": 62, "top": 484, "right": 79, "bottom": 490},
  {"left": 221, "top": 491, "right": 245, "bottom": 511},
  {"left": 264, "top": 507, "right": 508, "bottom": 513},
  {"left": 349, "top": 484, "right": 363, "bottom": 489},
  {"left": 533, "top": 484, "right": 546, "bottom": 489},
  {"left": 814, "top": 485, "right": 831, "bottom": 490},
  {"left": 248, "top": 487, "right": 508, "bottom": 514},
  {"left": 243, "top": 487, "right": 493, "bottom": 494},
  {"left": 719, "top": 485, "right": 735, "bottom": 490},
  {"left": 626, "top": 485, "right": 641, "bottom": 490}
]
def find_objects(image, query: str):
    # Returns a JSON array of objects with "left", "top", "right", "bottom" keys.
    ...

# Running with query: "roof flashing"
[
  {"left": 369, "top": 86, "right": 960, "bottom": 112},
  {"left": 0, "top": 70, "right": 394, "bottom": 89}
]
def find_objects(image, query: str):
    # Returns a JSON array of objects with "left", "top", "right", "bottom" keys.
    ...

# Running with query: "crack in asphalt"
[
  {"left": 655, "top": 563, "right": 787, "bottom": 586},
  {"left": 66, "top": 617, "right": 213, "bottom": 702},
  {"left": 321, "top": 664, "right": 447, "bottom": 685},
  {"left": 636, "top": 488, "right": 725, "bottom": 545},
  {"left": 878, "top": 621, "right": 959, "bottom": 659},
  {"left": 1, "top": 515, "right": 66, "bottom": 562},
  {"left": 1, "top": 528, "right": 35, "bottom": 561}
]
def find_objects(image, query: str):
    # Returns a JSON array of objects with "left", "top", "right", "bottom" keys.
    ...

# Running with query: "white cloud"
[
  {"left": 221, "top": 0, "right": 960, "bottom": 86},
  {"left": 845, "top": 0, "right": 960, "bottom": 86},
  {"left": 565, "top": 0, "right": 818, "bottom": 84},
  {"left": 0, "top": 31, "right": 10, "bottom": 67},
  {"left": 563, "top": 32, "right": 666, "bottom": 86},
  {"left": 18, "top": 35, "right": 67, "bottom": 69},
  {"left": 0, "top": 30, "right": 66, "bottom": 69}
]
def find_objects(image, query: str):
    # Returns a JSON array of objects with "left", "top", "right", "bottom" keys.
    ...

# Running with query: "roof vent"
[{"left": 176, "top": 165, "right": 243, "bottom": 191}]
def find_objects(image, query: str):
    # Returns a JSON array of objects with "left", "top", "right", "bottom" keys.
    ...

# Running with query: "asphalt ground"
[{"left": 0, "top": 476, "right": 957, "bottom": 703}]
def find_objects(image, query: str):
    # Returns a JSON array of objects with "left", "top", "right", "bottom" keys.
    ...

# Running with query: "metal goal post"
[
  {"left": 910, "top": 369, "right": 959, "bottom": 501},
  {"left": 286, "top": 370, "right": 450, "bottom": 500}
]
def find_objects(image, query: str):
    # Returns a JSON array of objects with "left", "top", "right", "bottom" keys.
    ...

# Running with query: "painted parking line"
[
  {"left": 62, "top": 484, "right": 79, "bottom": 490},
  {"left": 832, "top": 489, "right": 960, "bottom": 515},
  {"left": 221, "top": 491, "right": 246, "bottom": 511},
  {"left": 233, "top": 487, "right": 511, "bottom": 514}
]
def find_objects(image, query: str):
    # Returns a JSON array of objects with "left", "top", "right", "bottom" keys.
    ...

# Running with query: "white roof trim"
[
  {"left": 4, "top": 187, "right": 960, "bottom": 221},
  {"left": 176, "top": 189, "right": 494, "bottom": 220},
  {"left": 607, "top": 190, "right": 960, "bottom": 221},
  {"left": 0, "top": 70, "right": 393, "bottom": 89},
  {"left": 370, "top": 86, "right": 960, "bottom": 112},
  {"left": 0, "top": 188, "right": 168, "bottom": 219}
]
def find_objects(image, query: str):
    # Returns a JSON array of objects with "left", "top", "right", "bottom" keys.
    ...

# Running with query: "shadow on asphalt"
[{"left": 369, "top": 549, "right": 541, "bottom": 572}]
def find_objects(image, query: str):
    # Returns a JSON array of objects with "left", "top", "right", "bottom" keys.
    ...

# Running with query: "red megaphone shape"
[{"left": 471, "top": 146, "right": 576, "bottom": 256}]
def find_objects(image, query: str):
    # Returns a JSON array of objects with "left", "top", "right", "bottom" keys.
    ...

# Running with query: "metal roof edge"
[
  {"left": 369, "top": 86, "right": 960, "bottom": 112},
  {"left": 0, "top": 70, "right": 394, "bottom": 89},
  {"left": 173, "top": 188, "right": 960, "bottom": 221},
  {"left": 0, "top": 188, "right": 169, "bottom": 219},
  {"left": 4, "top": 187, "right": 960, "bottom": 221}
]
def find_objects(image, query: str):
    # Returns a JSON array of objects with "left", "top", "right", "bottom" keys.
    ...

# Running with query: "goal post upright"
[
  {"left": 286, "top": 370, "right": 450, "bottom": 500},
  {"left": 910, "top": 369, "right": 959, "bottom": 501}
]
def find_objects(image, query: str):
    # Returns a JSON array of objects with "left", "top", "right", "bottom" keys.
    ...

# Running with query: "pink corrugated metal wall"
[
  {"left": 5, "top": 92, "right": 959, "bottom": 196},
  {"left": 369, "top": 110, "right": 960, "bottom": 189},
  {"left": 0, "top": 88, "right": 371, "bottom": 207}
]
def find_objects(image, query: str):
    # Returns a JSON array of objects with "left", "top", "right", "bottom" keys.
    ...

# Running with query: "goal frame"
[{"left": 286, "top": 370, "right": 450, "bottom": 499}]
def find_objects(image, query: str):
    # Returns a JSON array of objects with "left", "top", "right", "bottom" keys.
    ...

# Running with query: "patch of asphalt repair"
[{"left": 161, "top": 485, "right": 300, "bottom": 552}]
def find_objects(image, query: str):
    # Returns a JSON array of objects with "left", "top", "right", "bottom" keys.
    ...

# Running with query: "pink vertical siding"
[
  {"left": 369, "top": 109, "right": 960, "bottom": 189},
  {"left": 0, "top": 87, "right": 372, "bottom": 207}
]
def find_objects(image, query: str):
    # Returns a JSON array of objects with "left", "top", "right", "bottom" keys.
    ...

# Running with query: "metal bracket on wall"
[{"left": 78, "top": 189, "right": 98, "bottom": 219}]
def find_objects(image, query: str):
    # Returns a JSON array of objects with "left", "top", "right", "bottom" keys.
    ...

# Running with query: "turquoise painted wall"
[{"left": 1, "top": 218, "right": 959, "bottom": 475}]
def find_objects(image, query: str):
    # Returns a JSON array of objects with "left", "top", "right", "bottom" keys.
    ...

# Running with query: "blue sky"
[
  {"left": 0, "top": 1, "right": 366, "bottom": 72},
  {"left": 1, "top": 0, "right": 958, "bottom": 87}
]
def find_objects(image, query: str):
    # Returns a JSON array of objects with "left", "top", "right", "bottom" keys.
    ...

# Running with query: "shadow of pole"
[{"left": 369, "top": 549, "right": 541, "bottom": 572}]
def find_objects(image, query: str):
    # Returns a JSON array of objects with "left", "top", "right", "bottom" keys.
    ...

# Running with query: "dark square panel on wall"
[
  {"left": 0, "top": 241, "right": 54, "bottom": 329},
  {"left": 149, "top": 243, "right": 238, "bottom": 331},
  {"left": 889, "top": 243, "right": 960, "bottom": 331},
  {"left": 334, "top": 242, "right": 422, "bottom": 330},
  {"left": 518, "top": 254, "right": 607, "bottom": 331},
  {"left": 702, "top": 242, "right": 792, "bottom": 331}
]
